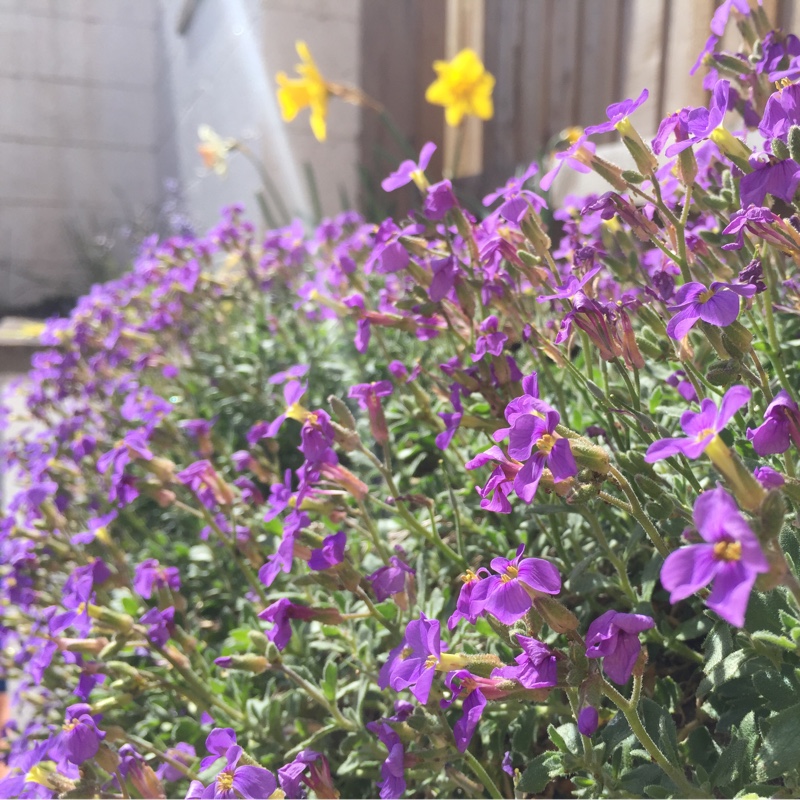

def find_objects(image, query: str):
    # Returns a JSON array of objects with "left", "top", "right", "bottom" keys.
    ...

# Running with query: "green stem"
[
  {"left": 602, "top": 679, "right": 702, "bottom": 797},
  {"left": 462, "top": 749, "right": 504, "bottom": 799},
  {"left": 277, "top": 663, "right": 357, "bottom": 731},
  {"left": 608, "top": 466, "right": 669, "bottom": 558}
]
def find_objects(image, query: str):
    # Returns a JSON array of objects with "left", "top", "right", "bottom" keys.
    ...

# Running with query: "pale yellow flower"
[
  {"left": 275, "top": 41, "right": 329, "bottom": 142},
  {"left": 425, "top": 48, "right": 495, "bottom": 127},
  {"left": 197, "top": 125, "right": 235, "bottom": 176}
]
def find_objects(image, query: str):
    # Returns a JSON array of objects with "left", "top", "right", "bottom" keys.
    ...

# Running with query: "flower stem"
[
  {"left": 277, "top": 662, "right": 357, "bottom": 732},
  {"left": 601, "top": 678, "right": 701, "bottom": 797},
  {"left": 462, "top": 749, "right": 504, "bottom": 799},
  {"left": 608, "top": 466, "right": 669, "bottom": 558}
]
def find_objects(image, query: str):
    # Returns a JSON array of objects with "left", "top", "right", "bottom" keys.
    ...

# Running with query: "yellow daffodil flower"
[
  {"left": 197, "top": 125, "right": 235, "bottom": 176},
  {"left": 276, "top": 41, "right": 329, "bottom": 142},
  {"left": 425, "top": 48, "right": 495, "bottom": 127}
]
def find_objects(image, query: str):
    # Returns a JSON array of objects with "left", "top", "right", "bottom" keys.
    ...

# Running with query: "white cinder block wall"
[
  {"left": 0, "top": 0, "right": 365, "bottom": 313},
  {"left": 0, "top": 0, "right": 161, "bottom": 312}
]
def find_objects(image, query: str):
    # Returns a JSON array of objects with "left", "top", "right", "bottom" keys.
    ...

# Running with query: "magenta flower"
[
  {"left": 759, "top": 82, "right": 800, "bottom": 141},
  {"left": 465, "top": 446, "right": 520, "bottom": 514},
  {"left": 584, "top": 88, "right": 649, "bottom": 135},
  {"left": 471, "top": 315, "right": 507, "bottom": 362},
  {"left": 585, "top": 610, "right": 654, "bottom": 684},
  {"left": 201, "top": 745, "right": 277, "bottom": 799},
  {"left": 491, "top": 634, "right": 558, "bottom": 689},
  {"left": 257, "top": 598, "right": 340, "bottom": 651},
  {"left": 366, "top": 719, "right": 406, "bottom": 799},
  {"left": 645, "top": 385, "right": 750, "bottom": 463},
  {"left": 383, "top": 614, "right": 442, "bottom": 703},
  {"left": 133, "top": 558, "right": 180, "bottom": 599},
  {"left": 740, "top": 155, "right": 800, "bottom": 208},
  {"left": 424, "top": 179, "right": 456, "bottom": 219},
  {"left": 469, "top": 544, "right": 561, "bottom": 624},
  {"left": 482, "top": 162, "right": 545, "bottom": 223},
  {"left": 140, "top": 606, "right": 175, "bottom": 647},
  {"left": 448, "top": 568, "right": 490, "bottom": 630},
  {"left": 278, "top": 750, "right": 336, "bottom": 799},
  {"left": 381, "top": 142, "right": 436, "bottom": 192},
  {"left": 367, "top": 554, "right": 415, "bottom": 602},
  {"left": 666, "top": 370, "right": 697, "bottom": 403},
  {"left": 440, "top": 671, "right": 499, "bottom": 751},
  {"left": 660, "top": 487, "right": 769, "bottom": 626},
  {"left": 308, "top": 530, "right": 347, "bottom": 571},
  {"left": 665, "top": 280, "right": 756, "bottom": 339},
  {"left": 663, "top": 79, "right": 730, "bottom": 156},
  {"left": 260, "top": 380, "right": 307, "bottom": 441},
  {"left": 578, "top": 706, "right": 599, "bottom": 736},
  {"left": 721, "top": 206, "right": 783, "bottom": 251},
  {"left": 540, "top": 134, "right": 595, "bottom": 191},
  {"left": 49, "top": 703, "right": 106, "bottom": 768},
  {"left": 755, "top": 465, "right": 785, "bottom": 489},
  {"left": 200, "top": 729, "right": 236, "bottom": 770},
  {"left": 537, "top": 265, "right": 601, "bottom": 302},
  {"left": 501, "top": 398, "right": 577, "bottom": 503},
  {"left": 746, "top": 389, "right": 800, "bottom": 456},
  {"left": 349, "top": 380, "right": 393, "bottom": 444}
]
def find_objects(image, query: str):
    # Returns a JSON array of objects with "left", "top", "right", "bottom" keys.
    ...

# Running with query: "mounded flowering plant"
[{"left": 7, "top": 6, "right": 800, "bottom": 799}]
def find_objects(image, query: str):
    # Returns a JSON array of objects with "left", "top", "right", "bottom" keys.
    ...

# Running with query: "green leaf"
[
  {"left": 639, "top": 698, "right": 679, "bottom": 764},
  {"left": 517, "top": 752, "right": 562, "bottom": 793},
  {"left": 756, "top": 702, "right": 800, "bottom": 779},
  {"left": 322, "top": 660, "right": 338, "bottom": 702}
]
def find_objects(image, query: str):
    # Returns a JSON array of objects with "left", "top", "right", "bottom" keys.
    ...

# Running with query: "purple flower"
[
  {"left": 755, "top": 465, "right": 785, "bottom": 488},
  {"left": 740, "top": 156, "right": 800, "bottom": 208},
  {"left": 200, "top": 729, "right": 236, "bottom": 771},
  {"left": 464, "top": 446, "right": 520, "bottom": 514},
  {"left": 258, "top": 598, "right": 317, "bottom": 651},
  {"left": 201, "top": 745, "right": 277, "bottom": 799},
  {"left": 381, "top": 142, "right": 436, "bottom": 192},
  {"left": 471, "top": 315, "right": 507, "bottom": 362},
  {"left": 711, "top": 0, "right": 758, "bottom": 36},
  {"left": 491, "top": 634, "right": 558, "bottom": 689},
  {"left": 278, "top": 750, "right": 336, "bottom": 799},
  {"left": 500, "top": 398, "right": 577, "bottom": 503},
  {"left": 482, "top": 162, "right": 545, "bottom": 223},
  {"left": 645, "top": 385, "right": 750, "bottom": 463},
  {"left": 585, "top": 610, "right": 654, "bottom": 684},
  {"left": 349, "top": 380, "right": 393, "bottom": 444},
  {"left": 141, "top": 606, "right": 175, "bottom": 647},
  {"left": 156, "top": 743, "right": 196, "bottom": 783},
  {"left": 759, "top": 83, "right": 800, "bottom": 141},
  {"left": 578, "top": 706, "right": 599, "bottom": 736},
  {"left": 308, "top": 530, "right": 347, "bottom": 571},
  {"left": 382, "top": 615, "right": 467, "bottom": 704},
  {"left": 747, "top": 390, "right": 800, "bottom": 455},
  {"left": 366, "top": 720, "right": 406, "bottom": 799},
  {"left": 49, "top": 703, "right": 106, "bottom": 768},
  {"left": 721, "top": 206, "right": 783, "bottom": 251},
  {"left": 448, "top": 568, "right": 490, "bottom": 630},
  {"left": 666, "top": 371, "right": 697, "bottom": 403},
  {"left": 367, "top": 555, "right": 415, "bottom": 602},
  {"left": 133, "top": 558, "right": 180, "bottom": 599},
  {"left": 540, "top": 134, "right": 596, "bottom": 192},
  {"left": 469, "top": 544, "right": 561, "bottom": 625},
  {"left": 584, "top": 89, "right": 649, "bottom": 135},
  {"left": 537, "top": 266, "right": 601, "bottom": 302},
  {"left": 424, "top": 179, "right": 456, "bottom": 219},
  {"left": 661, "top": 487, "right": 769, "bottom": 627},
  {"left": 259, "top": 381, "right": 307, "bottom": 441},
  {"left": 502, "top": 751, "right": 514, "bottom": 775},
  {"left": 440, "top": 671, "right": 489, "bottom": 752},
  {"left": 665, "top": 281, "right": 756, "bottom": 339},
  {"left": 664, "top": 80, "right": 730, "bottom": 156}
]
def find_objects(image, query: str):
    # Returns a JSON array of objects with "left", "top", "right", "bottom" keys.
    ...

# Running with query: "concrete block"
[
  {"left": 0, "top": 140, "right": 60, "bottom": 203},
  {"left": 0, "top": 77, "right": 59, "bottom": 139},
  {"left": 53, "top": 81, "right": 92, "bottom": 143},
  {"left": 51, "top": 16, "right": 89, "bottom": 81},
  {"left": 85, "top": 17, "right": 156, "bottom": 88},
  {"left": 82, "top": 0, "right": 158, "bottom": 27},
  {"left": 94, "top": 85, "right": 155, "bottom": 148}
]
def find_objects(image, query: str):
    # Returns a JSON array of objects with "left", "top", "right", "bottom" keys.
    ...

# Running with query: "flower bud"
[
  {"left": 95, "top": 742, "right": 120, "bottom": 773},
  {"left": 677, "top": 147, "right": 698, "bottom": 185},
  {"left": 759, "top": 488, "right": 786, "bottom": 541},
  {"left": 578, "top": 706, "right": 599, "bottom": 736},
  {"left": 720, "top": 320, "right": 753, "bottom": 359},
  {"left": 709, "top": 127, "right": 752, "bottom": 172},
  {"left": 534, "top": 596, "right": 579, "bottom": 633},
  {"left": 616, "top": 117, "right": 659, "bottom": 175},
  {"left": 214, "top": 654, "right": 269, "bottom": 674},
  {"left": 248, "top": 630, "right": 269, "bottom": 654},
  {"left": 772, "top": 138, "right": 791, "bottom": 160},
  {"left": 789, "top": 125, "right": 800, "bottom": 163},
  {"left": 86, "top": 604, "right": 134, "bottom": 634},
  {"left": 568, "top": 438, "right": 610, "bottom": 475},
  {"left": 707, "top": 359, "right": 742, "bottom": 387},
  {"left": 328, "top": 396, "right": 357, "bottom": 430}
]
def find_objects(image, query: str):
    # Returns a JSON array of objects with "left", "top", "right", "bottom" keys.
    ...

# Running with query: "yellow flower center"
[
  {"left": 695, "top": 427, "right": 716, "bottom": 443},
  {"left": 713, "top": 540, "right": 742, "bottom": 562},
  {"left": 501, "top": 564, "right": 519, "bottom": 583},
  {"left": 62, "top": 718, "right": 79, "bottom": 733},
  {"left": 536, "top": 434, "right": 556, "bottom": 455},
  {"left": 461, "top": 569, "right": 479, "bottom": 584},
  {"left": 217, "top": 771, "right": 235, "bottom": 792},
  {"left": 424, "top": 654, "right": 439, "bottom": 670},
  {"left": 399, "top": 646, "right": 413, "bottom": 660},
  {"left": 698, "top": 289, "right": 715, "bottom": 303}
]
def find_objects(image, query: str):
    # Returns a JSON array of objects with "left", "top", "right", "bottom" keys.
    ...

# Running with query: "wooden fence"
[{"left": 359, "top": 0, "right": 798, "bottom": 205}]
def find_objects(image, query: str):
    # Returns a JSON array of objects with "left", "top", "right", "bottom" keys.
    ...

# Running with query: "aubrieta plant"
[{"left": 7, "top": 5, "right": 800, "bottom": 799}]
